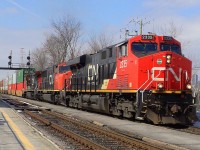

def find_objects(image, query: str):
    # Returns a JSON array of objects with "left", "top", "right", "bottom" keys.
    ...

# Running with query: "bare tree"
[
  {"left": 87, "top": 32, "right": 114, "bottom": 54},
  {"left": 31, "top": 15, "right": 82, "bottom": 70},
  {"left": 159, "top": 21, "right": 182, "bottom": 38},
  {"left": 31, "top": 48, "right": 49, "bottom": 71},
  {"left": 50, "top": 15, "right": 82, "bottom": 61},
  {"left": 158, "top": 20, "right": 191, "bottom": 53},
  {"left": 43, "top": 34, "right": 63, "bottom": 66}
]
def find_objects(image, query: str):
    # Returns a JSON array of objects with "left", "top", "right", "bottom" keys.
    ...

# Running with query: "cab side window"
[{"left": 118, "top": 44, "right": 127, "bottom": 57}]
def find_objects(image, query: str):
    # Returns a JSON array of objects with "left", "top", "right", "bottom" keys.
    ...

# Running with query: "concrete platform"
[
  {"left": 0, "top": 99, "right": 59, "bottom": 150},
  {"left": 4, "top": 95, "right": 200, "bottom": 150}
]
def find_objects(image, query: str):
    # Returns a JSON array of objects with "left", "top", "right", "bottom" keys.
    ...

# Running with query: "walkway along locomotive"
[{"left": 1, "top": 35, "right": 196, "bottom": 125}]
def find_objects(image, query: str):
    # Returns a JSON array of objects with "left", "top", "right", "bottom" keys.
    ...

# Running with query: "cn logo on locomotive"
[{"left": 152, "top": 67, "right": 183, "bottom": 81}]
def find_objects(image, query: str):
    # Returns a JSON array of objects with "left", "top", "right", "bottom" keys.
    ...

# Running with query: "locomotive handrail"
[
  {"left": 141, "top": 70, "right": 162, "bottom": 101},
  {"left": 135, "top": 69, "right": 162, "bottom": 119},
  {"left": 136, "top": 70, "right": 150, "bottom": 104},
  {"left": 141, "top": 70, "right": 162, "bottom": 95},
  {"left": 135, "top": 70, "right": 150, "bottom": 119}
]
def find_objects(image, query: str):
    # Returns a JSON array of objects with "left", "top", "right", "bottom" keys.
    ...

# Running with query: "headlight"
[
  {"left": 186, "top": 84, "right": 192, "bottom": 90},
  {"left": 158, "top": 83, "right": 163, "bottom": 89},
  {"left": 166, "top": 59, "right": 171, "bottom": 63},
  {"left": 166, "top": 54, "right": 172, "bottom": 64},
  {"left": 166, "top": 55, "right": 171, "bottom": 59}
]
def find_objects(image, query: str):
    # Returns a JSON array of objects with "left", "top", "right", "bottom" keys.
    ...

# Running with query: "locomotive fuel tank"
[{"left": 82, "top": 94, "right": 110, "bottom": 114}]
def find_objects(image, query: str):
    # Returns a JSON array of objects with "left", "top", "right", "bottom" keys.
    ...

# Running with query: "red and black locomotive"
[{"left": 9, "top": 34, "right": 197, "bottom": 124}]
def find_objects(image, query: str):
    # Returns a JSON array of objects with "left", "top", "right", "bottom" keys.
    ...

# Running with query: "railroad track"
[
  {"left": 24, "top": 109, "right": 165, "bottom": 150},
  {"left": 1, "top": 97, "right": 48, "bottom": 111},
  {"left": 2, "top": 96, "right": 199, "bottom": 149}
]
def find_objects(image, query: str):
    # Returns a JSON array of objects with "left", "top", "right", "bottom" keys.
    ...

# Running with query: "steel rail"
[
  {"left": 24, "top": 110, "right": 109, "bottom": 150},
  {"left": 42, "top": 110, "right": 165, "bottom": 150}
]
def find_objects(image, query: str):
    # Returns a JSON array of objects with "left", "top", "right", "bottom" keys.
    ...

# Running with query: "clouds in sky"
[{"left": 5, "top": 0, "right": 39, "bottom": 17}]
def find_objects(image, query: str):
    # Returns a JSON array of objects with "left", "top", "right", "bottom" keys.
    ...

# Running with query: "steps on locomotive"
[
  {"left": 135, "top": 101, "right": 148, "bottom": 120},
  {"left": 141, "top": 105, "right": 147, "bottom": 114}
]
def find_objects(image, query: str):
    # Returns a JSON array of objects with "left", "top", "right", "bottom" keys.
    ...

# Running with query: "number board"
[
  {"left": 163, "top": 36, "right": 173, "bottom": 41},
  {"left": 141, "top": 35, "right": 154, "bottom": 40}
]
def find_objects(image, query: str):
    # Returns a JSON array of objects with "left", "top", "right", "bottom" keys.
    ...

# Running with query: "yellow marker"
[{"left": 2, "top": 111, "right": 35, "bottom": 150}]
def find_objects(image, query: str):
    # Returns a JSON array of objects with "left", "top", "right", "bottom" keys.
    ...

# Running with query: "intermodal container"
[
  {"left": 16, "top": 82, "right": 24, "bottom": 90},
  {"left": 12, "top": 72, "right": 17, "bottom": 95},
  {"left": 16, "top": 82, "right": 24, "bottom": 96},
  {"left": 3, "top": 78, "right": 8, "bottom": 94},
  {"left": 12, "top": 72, "right": 17, "bottom": 84},
  {"left": 8, "top": 75, "right": 12, "bottom": 94},
  {"left": 16, "top": 70, "right": 24, "bottom": 83}
]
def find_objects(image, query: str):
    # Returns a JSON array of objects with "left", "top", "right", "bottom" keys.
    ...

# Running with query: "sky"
[{"left": 1, "top": 0, "right": 200, "bottom": 79}]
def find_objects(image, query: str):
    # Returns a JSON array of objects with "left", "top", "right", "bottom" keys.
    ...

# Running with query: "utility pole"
[
  {"left": 129, "top": 18, "right": 151, "bottom": 35},
  {"left": 137, "top": 19, "right": 150, "bottom": 35},
  {"left": 120, "top": 18, "right": 150, "bottom": 39}
]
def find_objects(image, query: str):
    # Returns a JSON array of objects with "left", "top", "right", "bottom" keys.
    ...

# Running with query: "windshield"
[
  {"left": 131, "top": 42, "right": 157, "bottom": 57},
  {"left": 160, "top": 44, "right": 181, "bottom": 55},
  {"left": 59, "top": 66, "right": 70, "bottom": 73}
]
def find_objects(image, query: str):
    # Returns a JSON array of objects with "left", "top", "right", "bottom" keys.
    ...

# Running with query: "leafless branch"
[
  {"left": 31, "top": 48, "right": 49, "bottom": 71},
  {"left": 87, "top": 32, "right": 114, "bottom": 53}
]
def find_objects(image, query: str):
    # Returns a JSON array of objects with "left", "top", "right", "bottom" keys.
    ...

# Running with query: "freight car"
[
  {"left": 0, "top": 69, "right": 35, "bottom": 96},
  {"left": 1, "top": 34, "right": 196, "bottom": 125}
]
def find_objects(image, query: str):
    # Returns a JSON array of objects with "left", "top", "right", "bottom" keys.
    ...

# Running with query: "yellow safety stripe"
[
  {"left": 1, "top": 111, "right": 35, "bottom": 150},
  {"left": 23, "top": 89, "right": 191, "bottom": 94}
]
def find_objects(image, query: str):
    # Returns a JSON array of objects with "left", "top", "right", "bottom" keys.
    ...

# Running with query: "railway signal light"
[
  {"left": 27, "top": 56, "right": 30, "bottom": 65},
  {"left": 8, "top": 51, "right": 12, "bottom": 68},
  {"left": 8, "top": 56, "right": 12, "bottom": 65},
  {"left": 27, "top": 52, "right": 30, "bottom": 66}
]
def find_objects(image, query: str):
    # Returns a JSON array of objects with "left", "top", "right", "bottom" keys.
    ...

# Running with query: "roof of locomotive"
[
  {"left": 95, "top": 39, "right": 128, "bottom": 54},
  {"left": 95, "top": 34, "right": 180, "bottom": 53}
]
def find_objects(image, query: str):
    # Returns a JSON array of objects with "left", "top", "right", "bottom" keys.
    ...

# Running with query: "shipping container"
[
  {"left": 12, "top": 72, "right": 17, "bottom": 84},
  {"left": 16, "top": 82, "right": 24, "bottom": 96},
  {"left": 16, "top": 70, "right": 24, "bottom": 83},
  {"left": 8, "top": 75, "right": 12, "bottom": 85},
  {"left": 8, "top": 75, "right": 12, "bottom": 94},
  {"left": 12, "top": 72, "right": 17, "bottom": 95},
  {"left": 3, "top": 78, "right": 8, "bottom": 94}
]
